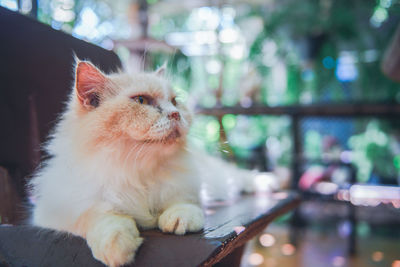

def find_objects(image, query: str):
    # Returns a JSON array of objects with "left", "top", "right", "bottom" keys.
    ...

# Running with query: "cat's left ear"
[
  {"left": 155, "top": 62, "right": 167, "bottom": 76},
  {"left": 74, "top": 60, "right": 107, "bottom": 109}
]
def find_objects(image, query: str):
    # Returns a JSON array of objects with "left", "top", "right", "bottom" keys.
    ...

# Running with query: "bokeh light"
[
  {"left": 259, "top": 233, "right": 276, "bottom": 247},
  {"left": 234, "top": 226, "right": 245, "bottom": 235},
  {"left": 332, "top": 256, "right": 346, "bottom": 267},
  {"left": 248, "top": 253, "right": 264, "bottom": 266},
  {"left": 372, "top": 251, "right": 384, "bottom": 262},
  {"left": 281, "top": 243, "right": 296, "bottom": 256}
]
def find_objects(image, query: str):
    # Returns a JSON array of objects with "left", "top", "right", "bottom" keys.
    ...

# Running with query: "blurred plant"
[
  {"left": 142, "top": 0, "right": 400, "bottom": 106},
  {"left": 7, "top": 0, "right": 400, "bottom": 178},
  {"left": 349, "top": 120, "right": 399, "bottom": 183},
  {"left": 189, "top": 115, "right": 221, "bottom": 155},
  {"left": 304, "top": 130, "right": 323, "bottom": 160},
  {"left": 248, "top": 0, "right": 400, "bottom": 104},
  {"left": 8, "top": 0, "right": 399, "bottom": 104},
  {"left": 150, "top": 5, "right": 251, "bottom": 106},
  {"left": 188, "top": 114, "right": 292, "bottom": 170}
]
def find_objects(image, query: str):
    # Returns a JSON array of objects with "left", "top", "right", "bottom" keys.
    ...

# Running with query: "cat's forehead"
[{"left": 110, "top": 72, "right": 173, "bottom": 98}]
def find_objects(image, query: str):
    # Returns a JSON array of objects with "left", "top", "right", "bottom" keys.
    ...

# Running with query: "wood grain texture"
[
  {"left": 0, "top": 192, "right": 300, "bottom": 267},
  {"left": 0, "top": 167, "right": 22, "bottom": 225}
]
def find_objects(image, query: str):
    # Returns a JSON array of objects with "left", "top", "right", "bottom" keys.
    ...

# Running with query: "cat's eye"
[
  {"left": 171, "top": 97, "right": 177, "bottom": 106},
  {"left": 132, "top": 95, "right": 150, "bottom": 105}
]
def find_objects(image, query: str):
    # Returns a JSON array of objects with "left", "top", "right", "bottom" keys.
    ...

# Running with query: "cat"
[{"left": 30, "top": 59, "right": 205, "bottom": 267}]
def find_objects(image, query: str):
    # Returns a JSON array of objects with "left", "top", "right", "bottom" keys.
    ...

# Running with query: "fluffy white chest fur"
[{"left": 32, "top": 146, "right": 201, "bottom": 232}]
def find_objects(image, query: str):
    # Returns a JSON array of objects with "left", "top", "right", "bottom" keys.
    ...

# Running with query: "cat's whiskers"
[
  {"left": 122, "top": 142, "right": 141, "bottom": 171},
  {"left": 186, "top": 132, "right": 206, "bottom": 140},
  {"left": 139, "top": 141, "right": 154, "bottom": 166},
  {"left": 133, "top": 142, "right": 147, "bottom": 167}
]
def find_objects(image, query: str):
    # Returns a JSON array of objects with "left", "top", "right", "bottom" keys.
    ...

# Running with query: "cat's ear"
[
  {"left": 74, "top": 60, "right": 106, "bottom": 109},
  {"left": 155, "top": 62, "right": 167, "bottom": 76}
]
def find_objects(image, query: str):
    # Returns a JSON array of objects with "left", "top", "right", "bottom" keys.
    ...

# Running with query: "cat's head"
[{"left": 69, "top": 59, "right": 191, "bottom": 159}]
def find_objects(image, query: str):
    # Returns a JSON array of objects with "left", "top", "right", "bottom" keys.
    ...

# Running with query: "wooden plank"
[
  {"left": 200, "top": 192, "right": 300, "bottom": 266},
  {"left": 0, "top": 192, "right": 300, "bottom": 267},
  {"left": 0, "top": 167, "right": 22, "bottom": 225}
]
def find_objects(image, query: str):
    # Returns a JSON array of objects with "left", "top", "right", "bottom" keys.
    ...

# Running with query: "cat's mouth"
[
  {"left": 166, "top": 129, "right": 181, "bottom": 140},
  {"left": 145, "top": 129, "right": 182, "bottom": 144}
]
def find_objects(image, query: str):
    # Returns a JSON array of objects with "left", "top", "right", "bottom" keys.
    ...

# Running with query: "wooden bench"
[
  {"left": 0, "top": 192, "right": 300, "bottom": 267},
  {"left": 0, "top": 7, "right": 300, "bottom": 266}
]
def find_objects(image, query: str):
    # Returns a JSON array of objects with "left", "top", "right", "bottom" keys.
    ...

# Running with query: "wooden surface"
[
  {"left": 0, "top": 192, "right": 300, "bottom": 267},
  {"left": 0, "top": 167, "right": 22, "bottom": 224}
]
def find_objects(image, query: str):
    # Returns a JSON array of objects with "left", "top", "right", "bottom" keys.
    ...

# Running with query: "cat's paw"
[
  {"left": 86, "top": 215, "right": 143, "bottom": 267},
  {"left": 158, "top": 203, "right": 204, "bottom": 235}
]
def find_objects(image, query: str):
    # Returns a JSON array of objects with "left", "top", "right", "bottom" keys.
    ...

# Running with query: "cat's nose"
[{"left": 168, "top": 112, "right": 181, "bottom": 121}]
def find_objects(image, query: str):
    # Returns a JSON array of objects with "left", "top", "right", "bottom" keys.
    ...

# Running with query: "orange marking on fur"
[{"left": 74, "top": 208, "right": 97, "bottom": 237}]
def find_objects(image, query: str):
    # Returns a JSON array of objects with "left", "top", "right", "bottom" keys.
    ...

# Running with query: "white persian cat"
[{"left": 30, "top": 59, "right": 257, "bottom": 267}]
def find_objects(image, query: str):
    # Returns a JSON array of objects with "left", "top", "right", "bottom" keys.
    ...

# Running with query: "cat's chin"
[
  {"left": 141, "top": 131, "right": 186, "bottom": 157},
  {"left": 164, "top": 129, "right": 182, "bottom": 143},
  {"left": 145, "top": 129, "right": 184, "bottom": 146}
]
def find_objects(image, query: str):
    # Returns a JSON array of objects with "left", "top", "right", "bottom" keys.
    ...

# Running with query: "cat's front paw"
[
  {"left": 158, "top": 203, "right": 204, "bottom": 235},
  {"left": 86, "top": 215, "right": 143, "bottom": 267}
]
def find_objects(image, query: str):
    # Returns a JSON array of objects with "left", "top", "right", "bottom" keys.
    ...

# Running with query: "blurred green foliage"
[
  {"left": 349, "top": 120, "right": 399, "bottom": 182},
  {"left": 5, "top": 0, "right": 399, "bottom": 182}
]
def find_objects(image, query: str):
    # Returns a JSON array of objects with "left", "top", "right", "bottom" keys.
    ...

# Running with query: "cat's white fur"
[{"left": 30, "top": 61, "right": 205, "bottom": 267}]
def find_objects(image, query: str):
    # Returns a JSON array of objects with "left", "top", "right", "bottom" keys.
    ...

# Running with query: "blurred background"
[{"left": 1, "top": 0, "right": 400, "bottom": 266}]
